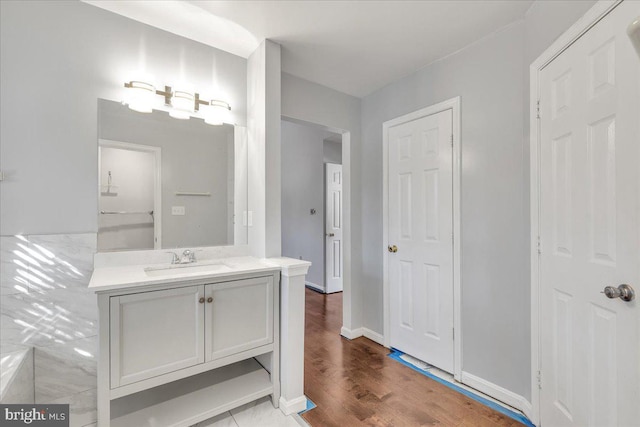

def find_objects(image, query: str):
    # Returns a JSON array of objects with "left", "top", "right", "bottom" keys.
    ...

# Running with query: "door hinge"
[
  {"left": 537, "top": 370, "right": 542, "bottom": 389},
  {"left": 537, "top": 236, "right": 541, "bottom": 255},
  {"left": 452, "top": 327, "right": 455, "bottom": 340},
  {"left": 536, "top": 100, "right": 541, "bottom": 119},
  {"left": 451, "top": 134, "right": 454, "bottom": 147}
]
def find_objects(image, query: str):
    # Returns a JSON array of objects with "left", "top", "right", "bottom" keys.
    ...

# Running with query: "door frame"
[
  {"left": 382, "top": 96, "right": 462, "bottom": 380},
  {"left": 529, "top": 1, "right": 622, "bottom": 425},
  {"left": 98, "top": 138, "right": 162, "bottom": 249}
]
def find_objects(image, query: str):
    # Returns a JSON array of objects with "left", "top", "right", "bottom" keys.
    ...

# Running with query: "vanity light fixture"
[
  {"left": 204, "top": 100, "right": 231, "bottom": 126},
  {"left": 124, "top": 80, "right": 231, "bottom": 125}
]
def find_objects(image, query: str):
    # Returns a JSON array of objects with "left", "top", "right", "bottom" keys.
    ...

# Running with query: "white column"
[{"left": 266, "top": 257, "right": 311, "bottom": 415}]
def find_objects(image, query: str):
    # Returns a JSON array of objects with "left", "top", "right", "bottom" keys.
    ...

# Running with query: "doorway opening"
[{"left": 280, "top": 118, "right": 344, "bottom": 294}]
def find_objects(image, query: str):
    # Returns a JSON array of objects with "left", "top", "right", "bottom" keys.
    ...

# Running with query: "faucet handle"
[
  {"left": 182, "top": 249, "right": 196, "bottom": 263},
  {"left": 165, "top": 252, "right": 179, "bottom": 264}
]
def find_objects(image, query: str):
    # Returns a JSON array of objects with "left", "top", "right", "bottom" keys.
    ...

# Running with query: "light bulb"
[
  {"left": 204, "top": 101, "right": 230, "bottom": 126},
  {"left": 126, "top": 81, "right": 155, "bottom": 113},
  {"left": 170, "top": 90, "right": 194, "bottom": 120}
]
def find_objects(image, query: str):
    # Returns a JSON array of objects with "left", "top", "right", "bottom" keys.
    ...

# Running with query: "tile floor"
[
  {"left": 194, "top": 397, "right": 309, "bottom": 427},
  {"left": 80, "top": 397, "right": 308, "bottom": 427}
]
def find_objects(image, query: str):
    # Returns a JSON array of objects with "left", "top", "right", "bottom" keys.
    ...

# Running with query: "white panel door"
[
  {"left": 388, "top": 109, "right": 454, "bottom": 372},
  {"left": 539, "top": 2, "right": 639, "bottom": 425},
  {"left": 205, "top": 276, "right": 273, "bottom": 361},
  {"left": 325, "top": 163, "right": 343, "bottom": 293},
  {"left": 110, "top": 285, "right": 205, "bottom": 388}
]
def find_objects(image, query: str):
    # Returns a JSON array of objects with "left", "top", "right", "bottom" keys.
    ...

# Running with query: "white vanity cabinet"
[{"left": 95, "top": 270, "right": 280, "bottom": 427}]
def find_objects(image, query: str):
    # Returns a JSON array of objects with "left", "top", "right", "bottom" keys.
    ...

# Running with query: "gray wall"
[
  {"left": 0, "top": 0, "right": 247, "bottom": 236},
  {"left": 323, "top": 140, "right": 342, "bottom": 164},
  {"left": 99, "top": 100, "right": 235, "bottom": 249},
  {"left": 281, "top": 120, "right": 325, "bottom": 288}
]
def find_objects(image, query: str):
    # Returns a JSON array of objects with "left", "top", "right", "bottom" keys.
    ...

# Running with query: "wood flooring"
[{"left": 301, "top": 288, "right": 524, "bottom": 427}]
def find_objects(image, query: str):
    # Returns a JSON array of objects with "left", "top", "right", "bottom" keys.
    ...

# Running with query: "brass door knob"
[
  {"left": 388, "top": 245, "right": 398, "bottom": 253},
  {"left": 199, "top": 297, "right": 205, "bottom": 304},
  {"left": 207, "top": 297, "right": 213, "bottom": 303}
]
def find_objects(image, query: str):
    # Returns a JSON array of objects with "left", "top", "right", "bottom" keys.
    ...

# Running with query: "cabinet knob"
[
  {"left": 199, "top": 297, "right": 205, "bottom": 304},
  {"left": 207, "top": 297, "right": 213, "bottom": 303}
]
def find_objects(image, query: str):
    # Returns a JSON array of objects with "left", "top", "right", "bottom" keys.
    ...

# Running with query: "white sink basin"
[{"left": 144, "top": 262, "right": 232, "bottom": 277}]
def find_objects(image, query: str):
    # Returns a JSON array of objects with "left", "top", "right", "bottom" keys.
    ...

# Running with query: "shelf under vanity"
[{"left": 110, "top": 359, "right": 271, "bottom": 427}]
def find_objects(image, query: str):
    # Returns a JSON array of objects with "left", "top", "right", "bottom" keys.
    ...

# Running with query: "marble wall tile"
[
  {"left": 0, "top": 348, "right": 34, "bottom": 403},
  {"left": 1, "top": 233, "right": 98, "bottom": 422},
  {"left": 35, "top": 337, "right": 97, "bottom": 402},
  {"left": 51, "top": 387, "right": 97, "bottom": 427},
  {"left": 1, "top": 236, "right": 31, "bottom": 296}
]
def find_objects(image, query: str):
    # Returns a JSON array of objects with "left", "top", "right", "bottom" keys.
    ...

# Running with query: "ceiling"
[{"left": 86, "top": 0, "right": 535, "bottom": 98}]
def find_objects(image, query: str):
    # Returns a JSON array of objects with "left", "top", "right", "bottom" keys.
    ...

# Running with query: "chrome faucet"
[
  {"left": 180, "top": 249, "right": 196, "bottom": 264},
  {"left": 166, "top": 250, "right": 196, "bottom": 264}
]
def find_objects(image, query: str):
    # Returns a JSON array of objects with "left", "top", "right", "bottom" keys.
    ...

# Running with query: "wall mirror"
[{"left": 97, "top": 99, "right": 248, "bottom": 252}]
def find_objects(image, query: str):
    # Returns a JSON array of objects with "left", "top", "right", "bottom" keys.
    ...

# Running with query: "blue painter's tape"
[
  {"left": 387, "top": 349, "right": 535, "bottom": 427},
  {"left": 298, "top": 397, "right": 317, "bottom": 415}
]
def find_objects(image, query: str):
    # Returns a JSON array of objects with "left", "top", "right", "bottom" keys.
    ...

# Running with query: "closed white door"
[
  {"left": 325, "top": 163, "right": 343, "bottom": 293},
  {"left": 539, "top": 1, "right": 639, "bottom": 425},
  {"left": 388, "top": 109, "right": 454, "bottom": 372}
]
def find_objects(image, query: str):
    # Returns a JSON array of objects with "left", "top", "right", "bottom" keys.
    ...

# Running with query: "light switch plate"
[{"left": 172, "top": 206, "right": 185, "bottom": 215}]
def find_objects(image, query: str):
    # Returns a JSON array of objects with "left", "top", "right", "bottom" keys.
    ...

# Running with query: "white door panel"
[
  {"left": 388, "top": 109, "right": 454, "bottom": 372},
  {"left": 325, "top": 163, "right": 343, "bottom": 293},
  {"left": 539, "top": 2, "right": 640, "bottom": 425}
]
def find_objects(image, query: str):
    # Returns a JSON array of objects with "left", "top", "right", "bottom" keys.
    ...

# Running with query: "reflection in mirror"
[{"left": 97, "top": 99, "right": 247, "bottom": 252}]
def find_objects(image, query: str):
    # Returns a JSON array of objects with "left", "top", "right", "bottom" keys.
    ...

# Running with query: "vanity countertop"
[{"left": 89, "top": 256, "right": 309, "bottom": 293}]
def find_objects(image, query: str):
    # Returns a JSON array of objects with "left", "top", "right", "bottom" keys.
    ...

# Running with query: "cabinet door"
[
  {"left": 110, "top": 285, "right": 205, "bottom": 388},
  {"left": 205, "top": 276, "right": 273, "bottom": 361}
]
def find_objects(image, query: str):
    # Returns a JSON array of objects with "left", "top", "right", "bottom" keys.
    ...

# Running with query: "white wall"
[
  {"left": 359, "top": 0, "right": 597, "bottom": 401},
  {"left": 0, "top": 0, "right": 247, "bottom": 236},
  {"left": 281, "top": 73, "right": 362, "bottom": 331},
  {"left": 247, "top": 40, "right": 282, "bottom": 258}
]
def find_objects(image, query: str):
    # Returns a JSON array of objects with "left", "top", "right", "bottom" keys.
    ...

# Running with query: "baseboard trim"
[
  {"left": 305, "top": 281, "right": 325, "bottom": 293},
  {"left": 279, "top": 395, "right": 307, "bottom": 415},
  {"left": 520, "top": 400, "right": 534, "bottom": 423},
  {"left": 460, "top": 371, "right": 532, "bottom": 420},
  {"left": 362, "top": 328, "right": 384, "bottom": 345},
  {"left": 340, "top": 326, "right": 363, "bottom": 340},
  {"left": 340, "top": 327, "right": 384, "bottom": 345}
]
